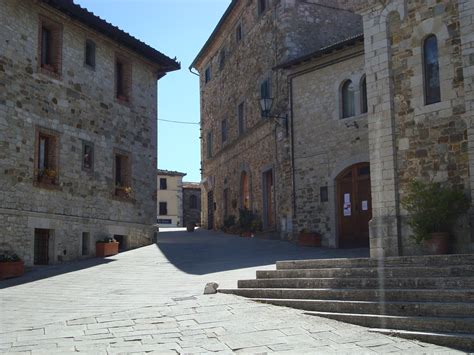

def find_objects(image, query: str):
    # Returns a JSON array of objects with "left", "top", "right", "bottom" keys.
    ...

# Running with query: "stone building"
[
  {"left": 195, "top": 0, "right": 473, "bottom": 256},
  {"left": 157, "top": 170, "right": 186, "bottom": 227},
  {"left": 281, "top": 0, "right": 474, "bottom": 256},
  {"left": 0, "top": 0, "right": 179, "bottom": 265},
  {"left": 191, "top": 0, "right": 361, "bottom": 235},
  {"left": 182, "top": 183, "right": 202, "bottom": 227}
]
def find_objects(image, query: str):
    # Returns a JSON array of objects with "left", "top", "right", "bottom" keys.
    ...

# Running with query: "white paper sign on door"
[
  {"left": 343, "top": 203, "right": 351, "bottom": 216},
  {"left": 344, "top": 193, "right": 350, "bottom": 203},
  {"left": 362, "top": 201, "right": 368, "bottom": 211}
]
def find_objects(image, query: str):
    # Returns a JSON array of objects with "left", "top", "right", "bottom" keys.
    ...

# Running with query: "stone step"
[
  {"left": 276, "top": 254, "right": 474, "bottom": 270},
  {"left": 251, "top": 298, "right": 474, "bottom": 317},
  {"left": 219, "top": 288, "right": 474, "bottom": 303},
  {"left": 304, "top": 311, "right": 474, "bottom": 334},
  {"left": 369, "top": 328, "right": 474, "bottom": 352},
  {"left": 238, "top": 277, "right": 474, "bottom": 290},
  {"left": 257, "top": 264, "right": 474, "bottom": 279}
]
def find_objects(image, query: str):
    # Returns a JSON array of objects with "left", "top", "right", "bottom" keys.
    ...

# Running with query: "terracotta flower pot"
[
  {"left": 424, "top": 232, "right": 449, "bottom": 255},
  {"left": 298, "top": 232, "right": 322, "bottom": 247},
  {"left": 0, "top": 261, "right": 25, "bottom": 280},
  {"left": 96, "top": 242, "right": 119, "bottom": 257}
]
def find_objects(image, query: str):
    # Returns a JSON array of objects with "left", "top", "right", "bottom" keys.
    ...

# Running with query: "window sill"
[
  {"left": 39, "top": 66, "right": 61, "bottom": 80},
  {"left": 116, "top": 96, "right": 131, "bottom": 106},
  {"left": 33, "top": 180, "right": 62, "bottom": 191}
]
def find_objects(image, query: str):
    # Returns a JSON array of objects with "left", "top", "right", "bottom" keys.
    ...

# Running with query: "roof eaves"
[
  {"left": 275, "top": 33, "right": 364, "bottom": 70},
  {"left": 42, "top": 0, "right": 180, "bottom": 72}
]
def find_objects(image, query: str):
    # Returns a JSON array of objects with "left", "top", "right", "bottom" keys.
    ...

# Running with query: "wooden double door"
[{"left": 337, "top": 163, "right": 372, "bottom": 248}]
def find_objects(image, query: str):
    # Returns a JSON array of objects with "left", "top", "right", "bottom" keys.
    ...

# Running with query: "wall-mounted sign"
[{"left": 362, "top": 200, "right": 368, "bottom": 211}]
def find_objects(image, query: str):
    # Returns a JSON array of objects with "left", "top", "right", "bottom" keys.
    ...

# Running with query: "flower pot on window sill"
[
  {"left": 298, "top": 232, "right": 321, "bottom": 247},
  {"left": 0, "top": 261, "right": 24, "bottom": 280},
  {"left": 96, "top": 242, "right": 119, "bottom": 257}
]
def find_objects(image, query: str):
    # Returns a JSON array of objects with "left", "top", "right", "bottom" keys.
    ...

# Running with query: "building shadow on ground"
[
  {"left": 156, "top": 228, "right": 369, "bottom": 275},
  {"left": 0, "top": 257, "right": 115, "bottom": 289}
]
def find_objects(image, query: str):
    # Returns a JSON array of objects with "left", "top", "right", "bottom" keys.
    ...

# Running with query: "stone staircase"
[{"left": 219, "top": 254, "right": 474, "bottom": 351}]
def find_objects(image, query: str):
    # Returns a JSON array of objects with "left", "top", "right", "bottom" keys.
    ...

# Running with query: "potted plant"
[
  {"left": 298, "top": 229, "right": 322, "bottom": 247},
  {"left": 96, "top": 237, "right": 119, "bottom": 257},
  {"left": 115, "top": 184, "right": 132, "bottom": 198},
  {"left": 238, "top": 209, "right": 262, "bottom": 237},
  {"left": 0, "top": 252, "right": 24, "bottom": 280},
  {"left": 402, "top": 180, "right": 470, "bottom": 254},
  {"left": 186, "top": 221, "right": 196, "bottom": 232},
  {"left": 38, "top": 168, "right": 57, "bottom": 184}
]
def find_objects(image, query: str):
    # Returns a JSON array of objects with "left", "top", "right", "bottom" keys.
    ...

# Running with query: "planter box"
[
  {"left": 0, "top": 261, "right": 25, "bottom": 280},
  {"left": 298, "top": 232, "right": 321, "bottom": 247},
  {"left": 96, "top": 242, "right": 119, "bottom": 257}
]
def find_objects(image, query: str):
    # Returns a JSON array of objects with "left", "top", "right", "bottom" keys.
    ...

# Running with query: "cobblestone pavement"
[{"left": 0, "top": 229, "right": 459, "bottom": 354}]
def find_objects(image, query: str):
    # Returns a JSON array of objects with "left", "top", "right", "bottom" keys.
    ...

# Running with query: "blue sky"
[{"left": 75, "top": 0, "right": 231, "bottom": 182}]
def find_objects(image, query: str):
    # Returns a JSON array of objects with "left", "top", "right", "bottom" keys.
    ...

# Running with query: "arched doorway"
[{"left": 336, "top": 163, "right": 372, "bottom": 248}]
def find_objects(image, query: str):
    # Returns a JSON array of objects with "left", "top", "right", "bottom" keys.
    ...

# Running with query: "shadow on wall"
[
  {"left": 155, "top": 228, "right": 369, "bottom": 275},
  {"left": 0, "top": 257, "right": 115, "bottom": 289}
]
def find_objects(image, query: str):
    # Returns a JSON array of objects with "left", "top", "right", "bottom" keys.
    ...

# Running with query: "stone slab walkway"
[{"left": 0, "top": 229, "right": 460, "bottom": 353}]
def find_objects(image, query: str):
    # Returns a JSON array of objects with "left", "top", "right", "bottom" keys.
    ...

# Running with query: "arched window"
[
  {"left": 190, "top": 195, "right": 198, "bottom": 209},
  {"left": 423, "top": 35, "right": 441, "bottom": 105},
  {"left": 241, "top": 171, "right": 250, "bottom": 209},
  {"left": 341, "top": 80, "right": 355, "bottom": 118},
  {"left": 360, "top": 76, "right": 368, "bottom": 114}
]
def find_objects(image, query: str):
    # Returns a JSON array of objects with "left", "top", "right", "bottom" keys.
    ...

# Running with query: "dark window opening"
[
  {"left": 85, "top": 39, "right": 96, "bottom": 68},
  {"left": 221, "top": 119, "right": 228, "bottom": 143},
  {"left": 342, "top": 80, "right": 355, "bottom": 118},
  {"left": 160, "top": 178, "right": 167, "bottom": 190},
  {"left": 205, "top": 66, "right": 211, "bottom": 83},
  {"left": 159, "top": 202, "right": 168, "bottom": 216},
  {"left": 423, "top": 34, "right": 441, "bottom": 105},
  {"left": 260, "top": 79, "right": 270, "bottom": 99},
  {"left": 36, "top": 131, "right": 58, "bottom": 185},
  {"left": 40, "top": 20, "right": 61, "bottom": 74},
  {"left": 219, "top": 50, "right": 226, "bottom": 70},
  {"left": 82, "top": 142, "right": 94, "bottom": 171},
  {"left": 114, "top": 152, "right": 131, "bottom": 197},
  {"left": 236, "top": 24, "right": 243, "bottom": 42},
  {"left": 115, "top": 58, "right": 131, "bottom": 101},
  {"left": 238, "top": 102, "right": 245, "bottom": 135},
  {"left": 320, "top": 186, "right": 329, "bottom": 203},
  {"left": 258, "top": 0, "right": 267, "bottom": 15},
  {"left": 361, "top": 76, "right": 368, "bottom": 114}
]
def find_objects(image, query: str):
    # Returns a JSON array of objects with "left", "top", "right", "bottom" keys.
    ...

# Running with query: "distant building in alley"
[
  {"left": 183, "top": 183, "right": 202, "bottom": 227},
  {"left": 157, "top": 170, "right": 186, "bottom": 227}
]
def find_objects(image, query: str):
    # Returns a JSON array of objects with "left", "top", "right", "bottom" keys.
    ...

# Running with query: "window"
[
  {"left": 85, "top": 39, "right": 96, "bottom": 68},
  {"left": 423, "top": 35, "right": 441, "bottom": 105},
  {"left": 236, "top": 24, "right": 243, "bottom": 42},
  {"left": 81, "top": 232, "right": 90, "bottom": 256},
  {"left": 320, "top": 186, "right": 328, "bottom": 203},
  {"left": 159, "top": 202, "right": 168, "bottom": 216},
  {"left": 205, "top": 66, "right": 211, "bottom": 83},
  {"left": 39, "top": 18, "right": 62, "bottom": 75},
  {"left": 258, "top": 0, "right": 267, "bottom": 15},
  {"left": 260, "top": 79, "right": 271, "bottom": 99},
  {"left": 114, "top": 151, "right": 132, "bottom": 197},
  {"left": 341, "top": 80, "right": 355, "bottom": 118},
  {"left": 219, "top": 49, "right": 226, "bottom": 70},
  {"left": 115, "top": 57, "right": 131, "bottom": 102},
  {"left": 35, "top": 128, "right": 59, "bottom": 186},
  {"left": 221, "top": 119, "right": 228, "bottom": 143},
  {"left": 238, "top": 102, "right": 245, "bottom": 135},
  {"left": 360, "top": 76, "right": 368, "bottom": 114},
  {"left": 160, "top": 178, "right": 167, "bottom": 190},
  {"left": 82, "top": 141, "right": 94, "bottom": 172},
  {"left": 241, "top": 171, "right": 250, "bottom": 209},
  {"left": 207, "top": 131, "right": 213, "bottom": 158},
  {"left": 190, "top": 195, "right": 198, "bottom": 209}
]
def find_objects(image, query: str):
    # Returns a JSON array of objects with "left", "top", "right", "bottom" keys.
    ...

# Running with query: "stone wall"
[
  {"left": 361, "top": 0, "right": 472, "bottom": 256},
  {"left": 195, "top": 0, "right": 362, "bottom": 237},
  {"left": 290, "top": 46, "right": 368, "bottom": 247},
  {"left": 0, "top": 0, "right": 160, "bottom": 265}
]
